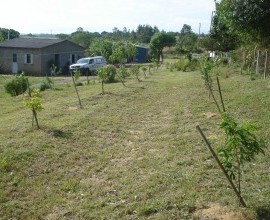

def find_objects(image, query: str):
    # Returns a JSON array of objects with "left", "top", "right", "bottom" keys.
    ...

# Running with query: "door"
[
  {"left": 54, "top": 54, "right": 60, "bottom": 69},
  {"left": 12, "top": 53, "right": 18, "bottom": 74}
]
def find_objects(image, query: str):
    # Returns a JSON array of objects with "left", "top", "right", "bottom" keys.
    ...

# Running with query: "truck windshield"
[{"left": 77, "top": 58, "right": 89, "bottom": 64}]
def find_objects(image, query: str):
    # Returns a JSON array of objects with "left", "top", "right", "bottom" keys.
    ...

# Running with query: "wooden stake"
[
  {"left": 70, "top": 71, "right": 83, "bottom": 108},
  {"left": 196, "top": 125, "right": 247, "bottom": 207},
  {"left": 216, "top": 77, "right": 226, "bottom": 113}
]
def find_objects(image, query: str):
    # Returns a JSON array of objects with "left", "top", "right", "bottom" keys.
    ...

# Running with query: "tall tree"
[
  {"left": 0, "top": 32, "right": 4, "bottom": 42},
  {"left": 176, "top": 24, "right": 198, "bottom": 54},
  {"left": 110, "top": 42, "right": 125, "bottom": 64},
  {"left": 87, "top": 39, "right": 113, "bottom": 61},
  {"left": 70, "top": 30, "right": 94, "bottom": 48},
  {"left": 209, "top": 12, "right": 239, "bottom": 52},
  {"left": 136, "top": 24, "right": 159, "bottom": 44},
  {"left": 217, "top": 0, "right": 270, "bottom": 42},
  {"left": 197, "top": 34, "right": 218, "bottom": 52},
  {"left": 149, "top": 31, "right": 176, "bottom": 62},
  {"left": 125, "top": 42, "right": 137, "bottom": 62},
  {"left": 55, "top": 33, "right": 69, "bottom": 40},
  {"left": 180, "top": 24, "right": 193, "bottom": 35},
  {"left": 0, "top": 28, "right": 20, "bottom": 40}
]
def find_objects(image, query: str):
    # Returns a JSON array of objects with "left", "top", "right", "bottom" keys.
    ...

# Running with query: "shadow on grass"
[
  {"left": 54, "top": 87, "right": 64, "bottom": 91},
  {"left": 49, "top": 129, "right": 73, "bottom": 139},
  {"left": 256, "top": 206, "right": 270, "bottom": 220},
  {"left": 125, "top": 85, "right": 146, "bottom": 89}
]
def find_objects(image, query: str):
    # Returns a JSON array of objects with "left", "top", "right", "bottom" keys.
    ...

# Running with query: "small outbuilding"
[
  {"left": 0, "top": 38, "right": 84, "bottom": 75},
  {"left": 133, "top": 45, "right": 149, "bottom": 63}
]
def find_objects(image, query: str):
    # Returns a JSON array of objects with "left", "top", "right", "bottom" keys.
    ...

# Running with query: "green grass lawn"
[{"left": 0, "top": 67, "right": 269, "bottom": 219}]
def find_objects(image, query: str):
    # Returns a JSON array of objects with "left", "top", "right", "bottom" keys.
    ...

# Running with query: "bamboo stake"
[
  {"left": 216, "top": 77, "right": 226, "bottom": 113},
  {"left": 70, "top": 71, "right": 82, "bottom": 108},
  {"left": 196, "top": 125, "right": 247, "bottom": 207}
]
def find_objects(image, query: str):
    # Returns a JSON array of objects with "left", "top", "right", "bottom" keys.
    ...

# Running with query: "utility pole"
[
  {"left": 199, "top": 23, "right": 201, "bottom": 36},
  {"left": 210, "top": 11, "right": 214, "bottom": 31}
]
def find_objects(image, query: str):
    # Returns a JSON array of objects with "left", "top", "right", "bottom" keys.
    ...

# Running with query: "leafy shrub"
[
  {"left": 23, "top": 88, "right": 43, "bottom": 128},
  {"left": 105, "top": 65, "right": 117, "bottom": 82},
  {"left": 23, "top": 89, "right": 43, "bottom": 112},
  {"left": 75, "top": 82, "right": 84, "bottom": 86},
  {"left": 4, "top": 73, "right": 27, "bottom": 96},
  {"left": 97, "top": 65, "right": 117, "bottom": 94},
  {"left": 174, "top": 60, "right": 190, "bottom": 72},
  {"left": 169, "top": 62, "right": 174, "bottom": 72},
  {"left": 130, "top": 65, "right": 141, "bottom": 81},
  {"left": 116, "top": 65, "right": 130, "bottom": 86},
  {"left": 188, "top": 59, "right": 199, "bottom": 71},
  {"left": 165, "top": 62, "right": 170, "bottom": 69},
  {"left": 73, "top": 70, "right": 81, "bottom": 81},
  {"left": 215, "top": 57, "right": 228, "bottom": 65},
  {"left": 39, "top": 80, "right": 51, "bottom": 91},
  {"left": 171, "top": 59, "right": 199, "bottom": 72},
  {"left": 99, "top": 65, "right": 117, "bottom": 83}
]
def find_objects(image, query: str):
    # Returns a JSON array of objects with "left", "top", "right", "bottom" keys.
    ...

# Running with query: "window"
[
  {"left": 26, "top": 54, "right": 31, "bottom": 63},
  {"left": 13, "top": 53, "right": 17, "bottom": 62},
  {"left": 24, "top": 54, "right": 33, "bottom": 64}
]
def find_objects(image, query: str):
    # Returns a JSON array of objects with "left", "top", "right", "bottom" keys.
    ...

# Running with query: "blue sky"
[{"left": 1, "top": 0, "right": 215, "bottom": 34}]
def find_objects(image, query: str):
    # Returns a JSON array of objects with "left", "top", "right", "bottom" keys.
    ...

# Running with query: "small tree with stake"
[
  {"left": 142, "top": 66, "right": 147, "bottom": 77},
  {"left": 197, "top": 56, "right": 266, "bottom": 207},
  {"left": 23, "top": 79, "right": 43, "bottom": 129},
  {"left": 70, "top": 69, "right": 82, "bottom": 108},
  {"left": 116, "top": 65, "right": 129, "bottom": 87},
  {"left": 217, "top": 113, "right": 265, "bottom": 203},
  {"left": 97, "top": 65, "right": 117, "bottom": 94},
  {"left": 130, "top": 65, "right": 141, "bottom": 82}
]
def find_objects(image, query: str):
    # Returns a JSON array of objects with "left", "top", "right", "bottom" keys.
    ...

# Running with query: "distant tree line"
[
  {"left": 0, "top": 24, "right": 208, "bottom": 64},
  {"left": 56, "top": 25, "right": 161, "bottom": 46},
  {"left": 0, "top": 28, "right": 20, "bottom": 42},
  {"left": 1, "top": 23, "right": 234, "bottom": 63}
]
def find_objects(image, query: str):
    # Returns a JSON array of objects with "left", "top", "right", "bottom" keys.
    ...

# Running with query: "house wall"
[
  {"left": 0, "top": 48, "right": 42, "bottom": 75},
  {"left": 41, "top": 41, "right": 84, "bottom": 75},
  {"left": 0, "top": 40, "right": 84, "bottom": 76}
]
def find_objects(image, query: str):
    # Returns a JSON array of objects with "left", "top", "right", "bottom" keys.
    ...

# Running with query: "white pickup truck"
[{"left": 69, "top": 56, "right": 107, "bottom": 74}]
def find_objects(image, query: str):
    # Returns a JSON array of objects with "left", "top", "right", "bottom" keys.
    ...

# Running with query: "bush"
[
  {"left": 171, "top": 59, "right": 199, "bottom": 72},
  {"left": 4, "top": 73, "right": 27, "bottom": 96},
  {"left": 103, "top": 65, "right": 117, "bottom": 83},
  {"left": 174, "top": 60, "right": 190, "bottom": 72},
  {"left": 188, "top": 59, "right": 199, "bottom": 71},
  {"left": 75, "top": 82, "right": 84, "bottom": 86},
  {"left": 39, "top": 80, "right": 51, "bottom": 91}
]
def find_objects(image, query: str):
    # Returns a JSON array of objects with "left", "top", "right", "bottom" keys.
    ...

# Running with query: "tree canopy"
[
  {"left": 149, "top": 31, "right": 176, "bottom": 62},
  {"left": 176, "top": 24, "right": 198, "bottom": 54},
  {"left": 217, "top": 0, "right": 270, "bottom": 42},
  {"left": 0, "top": 28, "right": 20, "bottom": 41},
  {"left": 136, "top": 24, "right": 159, "bottom": 44},
  {"left": 209, "top": 12, "right": 239, "bottom": 51}
]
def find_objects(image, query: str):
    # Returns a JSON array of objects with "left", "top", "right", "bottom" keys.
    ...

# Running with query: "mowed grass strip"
[{"left": 0, "top": 68, "right": 269, "bottom": 219}]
